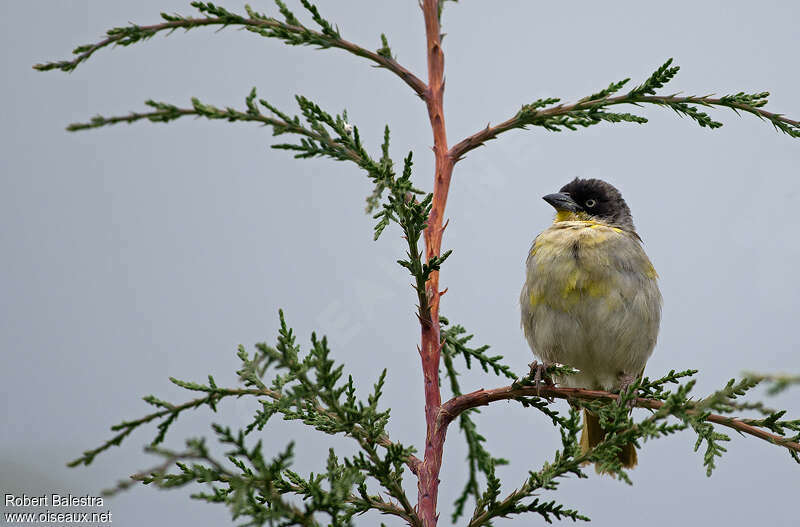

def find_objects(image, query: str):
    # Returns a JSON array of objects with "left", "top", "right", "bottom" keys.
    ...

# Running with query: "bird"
[{"left": 520, "top": 178, "right": 662, "bottom": 470}]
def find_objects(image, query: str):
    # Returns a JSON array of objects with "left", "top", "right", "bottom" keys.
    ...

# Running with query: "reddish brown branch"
[
  {"left": 448, "top": 94, "right": 800, "bottom": 162},
  {"left": 416, "top": 1, "right": 455, "bottom": 526},
  {"left": 437, "top": 384, "right": 800, "bottom": 453}
]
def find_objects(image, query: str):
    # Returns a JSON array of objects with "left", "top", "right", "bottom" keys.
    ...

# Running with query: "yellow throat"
[{"left": 554, "top": 210, "right": 593, "bottom": 223}]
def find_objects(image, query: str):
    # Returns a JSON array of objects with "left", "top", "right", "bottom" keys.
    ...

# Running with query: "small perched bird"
[{"left": 520, "top": 178, "right": 662, "bottom": 469}]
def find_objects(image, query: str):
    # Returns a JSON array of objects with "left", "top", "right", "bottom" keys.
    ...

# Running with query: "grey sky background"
[{"left": 2, "top": 1, "right": 799, "bottom": 525}]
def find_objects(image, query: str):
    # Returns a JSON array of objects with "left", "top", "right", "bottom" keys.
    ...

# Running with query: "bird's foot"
[
  {"left": 528, "top": 360, "right": 555, "bottom": 399},
  {"left": 617, "top": 373, "right": 638, "bottom": 409}
]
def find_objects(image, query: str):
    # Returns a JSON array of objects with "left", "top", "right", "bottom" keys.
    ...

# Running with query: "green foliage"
[
  {"left": 95, "top": 313, "right": 753, "bottom": 527},
  {"left": 636, "top": 369, "right": 699, "bottom": 399},
  {"left": 33, "top": 1, "right": 389, "bottom": 74},
  {"left": 64, "top": 87, "right": 430, "bottom": 233},
  {"left": 393, "top": 167, "right": 451, "bottom": 324},
  {"left": 441, "top": 321, "right": 516, "bottom": 382},
  {"left": 298, "top": 0, "right": 340, "bottom": 38},
  {"left": 452, "top": 362, "right": 794, "bottom": 526},
  {"left": 467, "top": 409, "right": 589, "bottom": 526},
  {"left": 580, "top": 78, "right": 630, "bottom": 102},
  {"left": 744, "top": 372, "right": 800, "bottom": 395},
  {"left": 439, "top": 321, "right": 512, "bottom": 522},
  {"left": 513, "top": 367, "right": 800, "bottom": 480},
  {"left": 93, "top": 311, "right": 421, "bottom": 526},
  {"left": 464, "top": 58, "right": 800, "bottom": 154},
  {"left": 628, "top": 57, "right": 681, "bottom": 97},
  {"left": 59, "top": 166, "right": 798, "bottom": 523},
  {"left": 377, "top": 34, "right": 394, "bottom": 60},
  {"left": 516, "top": 95, "right": 649, "bottom": 133}
]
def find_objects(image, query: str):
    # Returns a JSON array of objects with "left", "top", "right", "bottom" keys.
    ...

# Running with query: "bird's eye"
[{"left": 585, "top": 199, "right": 597, "bottom": 208}]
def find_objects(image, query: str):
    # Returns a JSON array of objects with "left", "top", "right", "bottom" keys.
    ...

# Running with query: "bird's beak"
[{"left": 542, "top": 193, "right": 581, "bottom": 212}]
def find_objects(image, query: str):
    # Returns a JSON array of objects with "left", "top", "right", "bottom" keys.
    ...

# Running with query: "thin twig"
[{"left": 67, "top": 103, "right": 369, "bottom": 163}]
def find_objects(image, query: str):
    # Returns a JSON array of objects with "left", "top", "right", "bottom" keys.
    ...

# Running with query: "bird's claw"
[
  {"left": 617, "top": 373, "right": 638, "bottom": 409},
  {"left": 529, "top": 360, "right": 555, "bottom": 400}
]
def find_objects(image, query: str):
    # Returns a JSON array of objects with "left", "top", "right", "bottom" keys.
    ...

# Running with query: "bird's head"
[{"left": 543, "top": 178, "right": 635, "bottom": 231}]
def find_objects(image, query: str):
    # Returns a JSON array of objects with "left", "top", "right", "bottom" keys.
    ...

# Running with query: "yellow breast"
[{"left": 526, "top": 221, "right": 656, "bottom": 312}]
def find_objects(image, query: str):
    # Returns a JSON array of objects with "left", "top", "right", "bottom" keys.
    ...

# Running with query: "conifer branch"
[
  {"left": 438, "top": 376, "right": 800, "bottom": 456},
  {"left": 449, "top": 59, "right": 800, "bottom": 162},
  {"left": 69, "top": 379, "right": 421, "bottom": 472},
  {"left": 64, "top": 89, "right": 431, "bottom": 217},
  {"left": 122, "top": 437, "right": 420, "bottom": 525},
  {"left": 70, "top": 312, "right": 426, "bottom": 524},
  {"left": 441, "top": 322, "right": 516, "bottom": 382},
  {"left": 103, "top": 443, "right": 420, "bottom": 525},
  {"left": 439, "top": 321, "right": 510, "bottom": 522},
  {"left": 33, "top": 1, "right": 427, "bottom": 99},
  {"left": 69, "top": 319, "right": 422, "bottom": 481}
]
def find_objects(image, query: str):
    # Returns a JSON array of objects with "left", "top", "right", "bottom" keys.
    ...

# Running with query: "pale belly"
[{"left": 520, "top": 223, "right": 661, "bottom": 391}]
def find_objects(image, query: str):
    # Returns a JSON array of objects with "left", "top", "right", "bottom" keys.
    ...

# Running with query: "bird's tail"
[{"left": 579, "top": 409, "right": 637, "bottom": 472}]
